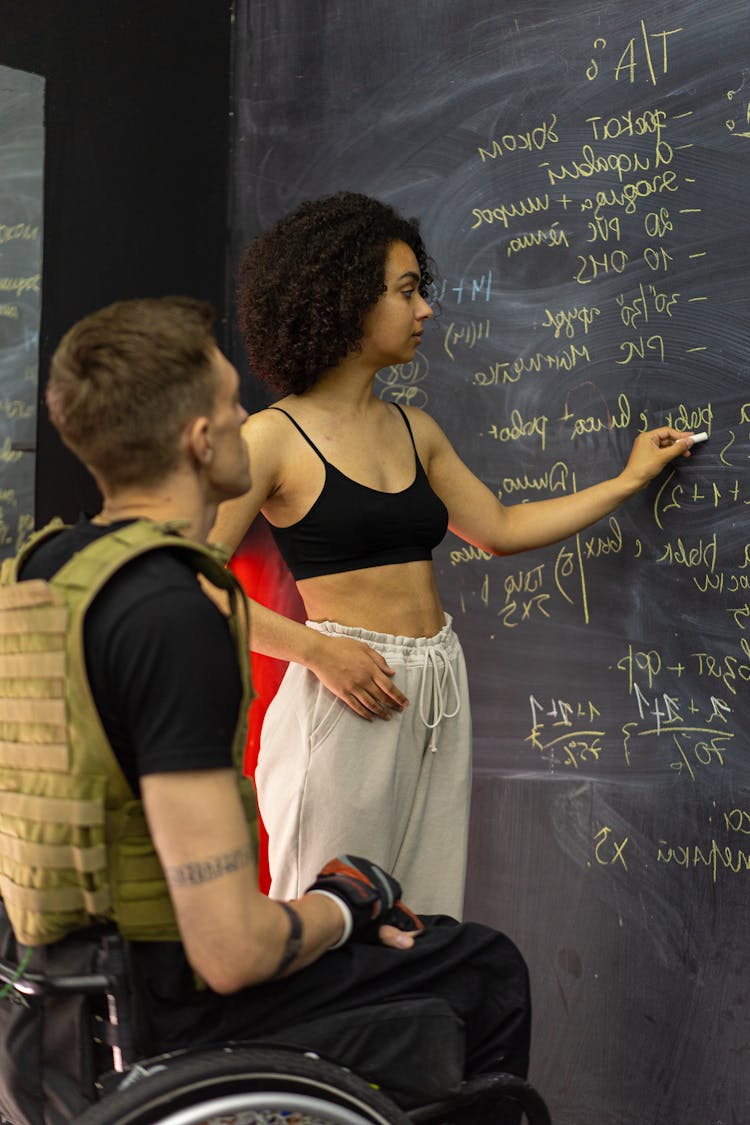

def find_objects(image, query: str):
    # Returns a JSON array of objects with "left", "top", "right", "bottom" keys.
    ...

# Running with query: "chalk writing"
[
  {"left": 0, "top": 223, "right": 39, "bottom": 244},
  {"left": 443, "top": 319, "right": 491, "bottom": 360},
  {"left": 617, "top": 281, "right": 679, "bottom": 327},
  {"left": 0, "top": 65, "right": 44, "bottom": 562},
  {"left": 376, "top": 355, "right": 430, "bottom": 408},
  {"left": 486, "top": 411, "right": 548, "bottom": 449},
  {"left": 0, "top": 399, "right": 34, "bottom": 420},
  {"left": 616, "top": 333, "right": 665, "bottom": 364},
  {"left": 506, "top": 222, "right": 569, "bottom": 258},
  {"left": 0, "top": 274, "right": 40, "bottom": 295},
  {"left": 585, "top": 23, "right": 684, "bottom": 86},
  {"left": 539, "top": 140, "right": 673, "bottom": 187},
  {"left": 542, "top": 305, "right": 600, "bottom": 338},
  {"left": 497, "top": 460, "right": 571, "bottom": 499},
  {"left": 656, "top": 837, "right": 750, "bottom": 881},
  {"left": 431, "top": 272, "right": 493, "bottom": 304},
  {"left": 449, "top": 544, "right": 493, "bottom": 567},
  {"left": 477, "top": 116, "right": 559, "bottom": 161},
  {"left": 471, "top": 193, "right": 550, "bottom": 230}
]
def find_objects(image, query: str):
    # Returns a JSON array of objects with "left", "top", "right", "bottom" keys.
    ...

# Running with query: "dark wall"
[{"left": 1, "top": 0, "right": 233, "bottom": 523}]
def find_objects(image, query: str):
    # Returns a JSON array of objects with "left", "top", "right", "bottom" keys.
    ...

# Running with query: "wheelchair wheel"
[{"left": 75, "top": 1044, "right": 411, "bottom": 1125}]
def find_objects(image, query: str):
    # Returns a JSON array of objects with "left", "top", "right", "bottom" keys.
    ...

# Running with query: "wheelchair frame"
[{"left": 0, "top": 936, "right": 551, "bottom": 1125}]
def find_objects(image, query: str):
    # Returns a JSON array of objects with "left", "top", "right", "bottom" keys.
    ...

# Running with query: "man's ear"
[{"left": 184, "top": 415, "right": 213, "bottom": 465}]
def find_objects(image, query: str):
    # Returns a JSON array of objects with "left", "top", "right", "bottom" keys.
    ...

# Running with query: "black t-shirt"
[
  {"left": 18, "top": 517, "right": 255, "bottom": 1045},
  {"left": 20, "top": 517, "right": 243, "bottom": 794}
]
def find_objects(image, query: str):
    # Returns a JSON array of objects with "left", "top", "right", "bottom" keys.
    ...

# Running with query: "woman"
[{"left": 210, "top": 191, "right": 694, "bottom": 917}]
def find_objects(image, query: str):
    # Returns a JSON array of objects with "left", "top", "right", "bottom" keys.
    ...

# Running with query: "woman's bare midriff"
[{"left": 297, "top": 560, "right": 446, "bottom": 638}]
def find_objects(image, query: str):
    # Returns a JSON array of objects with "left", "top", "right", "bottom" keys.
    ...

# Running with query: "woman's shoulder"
[
  {"left": 244, "top": 400, "right": 298, "bottom": 440},
  {"left": 392, "top": 401, "right": 448, "bottom": 448}
]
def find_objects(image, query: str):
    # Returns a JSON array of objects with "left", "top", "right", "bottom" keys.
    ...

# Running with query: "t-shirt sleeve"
[{"left": 87, "top": 576, "right": 244, "bottom": 782}]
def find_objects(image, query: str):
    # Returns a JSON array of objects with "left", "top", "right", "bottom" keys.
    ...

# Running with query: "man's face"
[{"left": 204, "top": 347, "right": 251, "bottom": 499}]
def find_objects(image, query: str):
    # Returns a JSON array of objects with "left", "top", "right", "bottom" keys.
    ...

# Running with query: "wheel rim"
[{"left": 136, "top": 1089, "right": 385, "bottom": 1125}]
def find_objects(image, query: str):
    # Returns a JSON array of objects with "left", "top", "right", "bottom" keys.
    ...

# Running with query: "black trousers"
[{"left": 134, "top": 916, "right": 531, "bottom": 1103}]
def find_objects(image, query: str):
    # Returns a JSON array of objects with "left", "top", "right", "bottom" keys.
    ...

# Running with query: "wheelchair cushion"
[{"left": 262, "top": 994, "right": 466, "bottom": 1108}]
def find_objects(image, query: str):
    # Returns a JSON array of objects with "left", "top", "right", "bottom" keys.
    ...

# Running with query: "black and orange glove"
[
  {"left": 306, "top": 854, "right": 423, "bottom": 942},
  {"left": 384, "top": 897, "right": 423, "bottom": 934}
]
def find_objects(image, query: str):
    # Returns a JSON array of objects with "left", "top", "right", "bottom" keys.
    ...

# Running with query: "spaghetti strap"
[
  {"left": 267, "top": 407, "right": 327, "bottom": 464},
  {"left": 392, "top": 402, "right": 419, "bottom": 455}
]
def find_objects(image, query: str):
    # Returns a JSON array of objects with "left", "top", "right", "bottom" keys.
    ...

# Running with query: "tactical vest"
[{"left": 0, "top": 519, "right": 257, "bottom": 947}]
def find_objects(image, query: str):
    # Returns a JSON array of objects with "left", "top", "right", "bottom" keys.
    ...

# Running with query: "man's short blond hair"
[{"left": 47, "top": 296, "right": 218, "bottom": 490}]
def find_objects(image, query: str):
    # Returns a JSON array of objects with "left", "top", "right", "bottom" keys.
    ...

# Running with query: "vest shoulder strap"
[
  {"left": 50, "top": 519, "right": 237, "bottom": 605},
  {"left": 0, "top": 518, "right": 68, "bottom": 586}
]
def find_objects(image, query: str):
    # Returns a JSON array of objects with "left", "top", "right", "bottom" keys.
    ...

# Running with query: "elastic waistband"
[{"left": 306, "top": 615, "right": 458, "bottom": 664}]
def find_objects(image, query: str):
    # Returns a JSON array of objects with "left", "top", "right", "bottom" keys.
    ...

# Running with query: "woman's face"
[{"left": 358, "top": 240, "right": 433, "bottom": 369}]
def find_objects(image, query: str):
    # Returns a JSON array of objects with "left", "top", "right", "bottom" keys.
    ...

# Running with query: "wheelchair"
[{"left": 0, "top": 927, "right": 552, "bottom": 1125}]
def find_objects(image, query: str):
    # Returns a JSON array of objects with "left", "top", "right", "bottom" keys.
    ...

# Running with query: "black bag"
[{"left": 0, "top": 906, "right": 113, "bottom": 1125}]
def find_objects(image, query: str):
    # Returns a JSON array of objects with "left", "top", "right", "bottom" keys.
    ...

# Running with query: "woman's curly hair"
[{"left": 236, "top": 192, "right": 434, "bottom": 395}]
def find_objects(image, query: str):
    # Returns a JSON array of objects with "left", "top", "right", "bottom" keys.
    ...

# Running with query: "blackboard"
[
  {"left": 0, "top": 63, "right": 43, "bottom": 558},
  {"left": 230, "top": 3, "right": 750, "bottom": 1122}
]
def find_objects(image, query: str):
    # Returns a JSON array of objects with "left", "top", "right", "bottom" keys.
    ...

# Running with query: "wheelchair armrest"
[{"left": 0, "top": 955, "right": 118, "bottom": 997}]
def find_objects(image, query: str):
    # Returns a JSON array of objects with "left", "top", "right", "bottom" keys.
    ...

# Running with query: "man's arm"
[
  {"left": 142, "top": 769, "right": 417, "bottom": 994},
  {"left": 142, "top": 768, "right": 342, "bottom": 993}
]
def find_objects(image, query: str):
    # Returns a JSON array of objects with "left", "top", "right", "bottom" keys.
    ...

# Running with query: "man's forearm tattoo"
[{"left": 165, "top": 843, "right": 254, "bottom": 887}]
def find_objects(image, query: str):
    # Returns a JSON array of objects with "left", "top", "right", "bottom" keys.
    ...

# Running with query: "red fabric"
[{"left": 228, "top": 519, "right": 305, "bottom": 893}]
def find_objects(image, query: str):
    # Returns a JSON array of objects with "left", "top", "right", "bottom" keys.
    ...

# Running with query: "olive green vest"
[{"left": 0, "top": 519, "right": 257, "bottom": 947}]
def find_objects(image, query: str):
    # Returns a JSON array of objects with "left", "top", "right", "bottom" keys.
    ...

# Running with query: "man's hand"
[
  {"left": 377, "top": 922, "right": 421, "bottom": 950},
  {"left": 306, "top": 855, "right": 424, "bottom": 944},
  {"left": 376, "top": 897, "right": 424, "bottom": 949},
  {"left": 308, "top": 634, "right": 409, "bottom": 721}
]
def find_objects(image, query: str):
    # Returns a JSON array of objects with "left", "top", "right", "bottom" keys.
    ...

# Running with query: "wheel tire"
[{"left": 74, "top": 1044, "right": 411, "bottom": 1125}]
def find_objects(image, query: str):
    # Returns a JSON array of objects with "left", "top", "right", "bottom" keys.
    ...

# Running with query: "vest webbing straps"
[{"left": 0, "top": 519, "right": 257, "bottom": 947}]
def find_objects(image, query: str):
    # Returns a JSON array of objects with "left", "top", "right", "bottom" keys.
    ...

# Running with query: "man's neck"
[{"left": 93, "top": 479, "right": 217, "bottom": 544}]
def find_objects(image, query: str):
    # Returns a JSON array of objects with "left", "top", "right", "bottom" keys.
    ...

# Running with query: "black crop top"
[{"left": 266, "top": 404, "right": 449, "bottom": 580}]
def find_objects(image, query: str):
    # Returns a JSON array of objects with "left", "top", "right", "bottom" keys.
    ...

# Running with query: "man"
[{"left": 0, "top": 297, "right": 530, "bottom": 1109}]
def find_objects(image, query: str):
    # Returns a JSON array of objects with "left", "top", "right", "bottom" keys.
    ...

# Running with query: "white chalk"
[{"left": 691, "top": 431, "right": 709, "bottom": 444}]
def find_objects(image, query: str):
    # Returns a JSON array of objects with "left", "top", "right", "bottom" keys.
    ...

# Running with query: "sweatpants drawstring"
[{"left": 419, "top": 647, "right": 461, "bottom": 751}]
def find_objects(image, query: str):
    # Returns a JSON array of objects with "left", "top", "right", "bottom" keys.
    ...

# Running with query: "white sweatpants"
[{"left": 255, "top": 616, "right": 472, "bottom": 918}]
